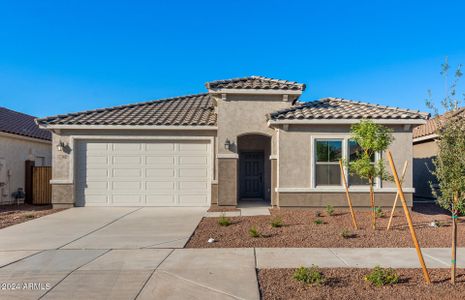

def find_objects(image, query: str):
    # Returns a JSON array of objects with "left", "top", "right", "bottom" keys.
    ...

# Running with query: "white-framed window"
[
  {"left": 314, "top": 139, "right": 343, "bottom": 186},
  {"left": 312, "top": 137, "right": 380, "bottom": 188}
]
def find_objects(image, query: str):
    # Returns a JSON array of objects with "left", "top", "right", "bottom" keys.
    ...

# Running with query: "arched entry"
[{"left": 237, "top": 134, "right": 271, "bottom": 204}]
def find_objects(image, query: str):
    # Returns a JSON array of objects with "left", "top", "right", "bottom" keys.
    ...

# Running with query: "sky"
[{"left": 0, "top": 0, "right": 464, "bottom": 118}]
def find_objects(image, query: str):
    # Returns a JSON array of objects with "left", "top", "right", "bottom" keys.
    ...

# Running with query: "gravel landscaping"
[
  {"left": 186, "top": 204, "right": 463, "bottom": 248},
  {"left": 258, "top": 268, "right": 465, "bottom": 300},
  {"left": 0, "top": 204, "right": 66, "bottom": 229}
]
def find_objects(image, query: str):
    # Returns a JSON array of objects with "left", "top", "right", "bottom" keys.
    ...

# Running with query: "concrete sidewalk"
[{"left": 0, "top": 247, "right": 463, "bottom": 299}]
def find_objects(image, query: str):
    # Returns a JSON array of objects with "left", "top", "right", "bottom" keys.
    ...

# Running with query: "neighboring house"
[
  {"left": 0, "top": 107, "right": 52, "bottom": 204},
  {"left": 412, "top": 107, "right": 465, "bottom": 201},
  {"left": 37, "top": 76, "right": 428, "bottom": 208}
]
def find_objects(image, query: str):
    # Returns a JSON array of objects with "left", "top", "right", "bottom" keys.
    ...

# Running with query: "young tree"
[
  {"left": 349, "top": 120, "right": 393, "bottom": 230},
  {"left": 427, "top": 57, "right": 465, "bottom": 284}
]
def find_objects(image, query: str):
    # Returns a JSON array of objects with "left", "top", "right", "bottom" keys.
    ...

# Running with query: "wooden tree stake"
[
  {"left": 387, "top": 150, "right": 431, "bottom": 284},
  {"left": 386, "top": 160, "right": 408, "bottom": 231},
  {"left": 339, "top": 160, "right": 358, "bottom": 230}
]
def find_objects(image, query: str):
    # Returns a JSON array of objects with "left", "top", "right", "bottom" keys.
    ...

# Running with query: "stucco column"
[
  {"left": 51, "top": 133, "right": 74, "bottom": 208},
  {"left": 271, "top": 157, "right": 278, "bottom": 207},
  {"left": 217, "top": 157, "right": 237, "bottom": 206}
]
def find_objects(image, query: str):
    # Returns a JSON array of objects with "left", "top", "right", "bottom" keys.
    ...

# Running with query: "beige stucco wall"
[
  {"left": 50, "top": 129, "right": 217, "bottom": 207},
  {"left": 215, "top": 93, "right": 298, "bottom": 205},
  {"left": 413, "top": 139, "right": 438, "bottom": 200},
  {"left": 276, "top": 124, "right": 414, "bottom": 207},
  {"left": 0, "top": 133, "right": 51, "bottom": 204}
]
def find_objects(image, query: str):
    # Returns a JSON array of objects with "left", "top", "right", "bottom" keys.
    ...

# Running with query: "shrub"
[
  {"left": 364, "top": 266, "right": 399, "bottom": 287},
  {"left": 374, "top": 207, "right": 385, "bottom": 218},
  {"left": 249, "top": 226, "right": 261, "bottom": 238},
  {"left": 313, "top": 219, "right": 324, "bottom": 225},
  {"left": 340, "top": 228, "right": 357, "bottom": 239},
  {"left": 293, "top": 265, "right": 326, "bottom": 285},
  {"left": 270, "top": 216, "right": 284, "bottom": 228},
  {"left": 218, "top": 214, "right": 231, "bottom": 227},
  {"left": 326, "top": 205, "right": 335, "bottom": 216}
]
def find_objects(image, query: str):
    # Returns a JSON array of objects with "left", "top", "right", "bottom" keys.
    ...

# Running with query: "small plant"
[
  {"left": 24, "top": 214, "right": 35, "bottom": 219},
  {"left": 270, "top": 216, "right": 284, "bottom": 228},
  {"left": 218, "top": 214, "right": 231, "bottom": 227},
  {"left": 293, "top": 265, "right": 326, "bottom": 285},
  {"left": 364, "top": 266, "right": 399, "bottom": 287},
  {"left": 326, "top": 205, "right": 335, "bottom": 216},
  {"left": 340, "top": 228, "right": 357, "bottom": 239},
  {"left": 374, "top": 207, "right": 385, "bottom": 218},
  {"left": 430, "top": 220, "right": 445, "bottom": 228},
  {"left": 313, "top": 219, "right": 324, "bottom": 225},
  {"left": 249, "top": 226, "right": 261, "bottom": 238},
  {"left": 314, "top": 211, "right": 322, "bottom": 217}
]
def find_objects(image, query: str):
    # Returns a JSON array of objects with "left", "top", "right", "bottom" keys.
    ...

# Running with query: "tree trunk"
[
  {"left": 369, "top": 178, "right": 376, "bottom": 230},
  {"left": 451, "top": 213, "right": 457, "bottom": 284},
  {"left": 451, "top": 193, "right": 458, "bottom": 284}
]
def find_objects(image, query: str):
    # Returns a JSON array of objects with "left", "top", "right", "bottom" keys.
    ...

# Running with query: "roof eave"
[
  {"left": 208, "top": 88, "right": 303, "bottom": 95},
  {"left": 37, "top": 124, "right": 218, "bottom": 131},
  {"left": 268, "top": 119, "right": 428, "bottom": 127}
]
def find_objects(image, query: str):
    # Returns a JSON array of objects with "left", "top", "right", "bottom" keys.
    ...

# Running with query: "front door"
[{"left": 240, "top": 152, "right": 264, "bottom": 199}]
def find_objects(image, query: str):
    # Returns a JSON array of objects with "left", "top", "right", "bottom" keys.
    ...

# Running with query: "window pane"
[
  {"left": 349, "top": 173, "right": 370, "bottom": 185},
  {"left": 316, "top": 140, "right": 342, "bottom": 162},
  {"left": 328, "top": 141, "right": 342, "bottom": 162},
  {"left": 349, "top": 140, "right": 374, "bottom": 162},
  {"left": 316, "top": 165, "right": 341, "bottom": 186},
  {"left": 316, "top": 141, "right": 329, "bottom": 162}
]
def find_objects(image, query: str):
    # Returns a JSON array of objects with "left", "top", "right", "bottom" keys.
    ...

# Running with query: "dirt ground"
[
  {"left": 186, "top": 204, "right": 463, "bottom": 248},
  {"left": 0, "top": 204, "right": 66, "bottom": 229},
  {"left": 258, "top": 268, "right": 465, "bottom": 300}
]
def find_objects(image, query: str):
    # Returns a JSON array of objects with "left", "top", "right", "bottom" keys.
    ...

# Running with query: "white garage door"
[{"left": 75, "top": 140, "right": 211, "bottom": 206}]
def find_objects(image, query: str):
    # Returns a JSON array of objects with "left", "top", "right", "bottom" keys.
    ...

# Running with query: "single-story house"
[
  {"left": 0, "top": 107, "right": 52, "bottom": 204},
  {"left": 37, "top": 76, "right": 428, "bottom": 208},
  {"left": 412, "top": 107, "right": 465, "bottom": 201}
]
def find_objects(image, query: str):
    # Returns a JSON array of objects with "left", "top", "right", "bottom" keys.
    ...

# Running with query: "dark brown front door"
[{"left": 240, "top": 152, "right": 264, "bottom": 199}]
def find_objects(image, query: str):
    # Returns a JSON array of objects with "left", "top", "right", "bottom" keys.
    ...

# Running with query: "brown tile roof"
[
  {"left": 269, "top": 97, "right": 429, "bottom": 121},
  {"left": 0, "top": 107, "right": 51, "bottom": 141},
  {"left": 205, "top": 76, "right": 306, "bottom": 91},
  {"left": 413, "top": 107, "right": 465, "bottom": 139},
  {"left": 37, "top": 94, "right": 217, "bottom": 126}
]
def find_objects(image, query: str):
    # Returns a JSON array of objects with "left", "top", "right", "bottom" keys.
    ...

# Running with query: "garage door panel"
[
  {"left": 77, "top": 140, "right": 210, "bottom": 207},
  {"left": 146, "top": 195, "right": 176, "bottom": 205},
  {"left": 146, "top": 156, "right": 175, "bottom": 165},
  {"left": 113, "top": 169, "right": 141, "bottom": 177},
  {"left": 87, "top": 169, "right": 108, "bottom": 178},
  {"left": 179, "top": 194, "right": 208, "bottom": 204},
  {"left": 146, "top": 181, "right": 175, "bottom": 190},
  {"left": 179, "top": 143, "right": 208, "bottom": 152},
  {"left": 146, "top": 143, "right": 175, "bottom": 151},
  {"left": 112, "top": 195, "right": 142, "bottom": 204},
  {"left": 179, "top": 181, "right": 208, "bottom": 190},
  {"left": 112, "top": 181, "right": 141, "bottom": 190},
  {"left": 112, "top": 156, "right": 142, "bottom": 164},
  {"left": 112, "top": 143, "right": 142, "bottom": 151},
  {"left": 179, "top": 168, "right": 208, "bottom": 178},
  {"left": 146, "top": 168, "right": 175, "bottom": 178},
  {"left": 179, "top": 156, "right": 208, "bottom": 164}
]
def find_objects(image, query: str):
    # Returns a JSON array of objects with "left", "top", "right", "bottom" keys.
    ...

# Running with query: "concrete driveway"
[
  {"left": 0, "top": 207, "right": 261, "bottom": 300},
  {"left": 0, "top": 207, "right": 206, "bottom": 251}
]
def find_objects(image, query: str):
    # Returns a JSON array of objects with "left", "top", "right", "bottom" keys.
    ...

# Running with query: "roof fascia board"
[
  {"left": 268, "top": 119, "right": 427, "bottom": 126},
  {"left": 208, "top": 89, "right": 302, "bottom": 95},
  {"left": 38, "top": 124, "right": 218, "bottom": 130},
  {"left": 413, "top": 133, "right": 439, "bottom": 143}
]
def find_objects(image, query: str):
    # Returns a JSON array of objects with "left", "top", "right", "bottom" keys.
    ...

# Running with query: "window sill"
[{"left": 276, "top": 187, "right": 415, "bottom": 193}]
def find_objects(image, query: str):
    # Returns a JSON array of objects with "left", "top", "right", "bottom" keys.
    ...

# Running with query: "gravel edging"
[
  {"left": 258, "top": 268, "right": 465, "bottom": 300},
  {"left": 186, "top": 206, "right": 463, "bottom": 248}
]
